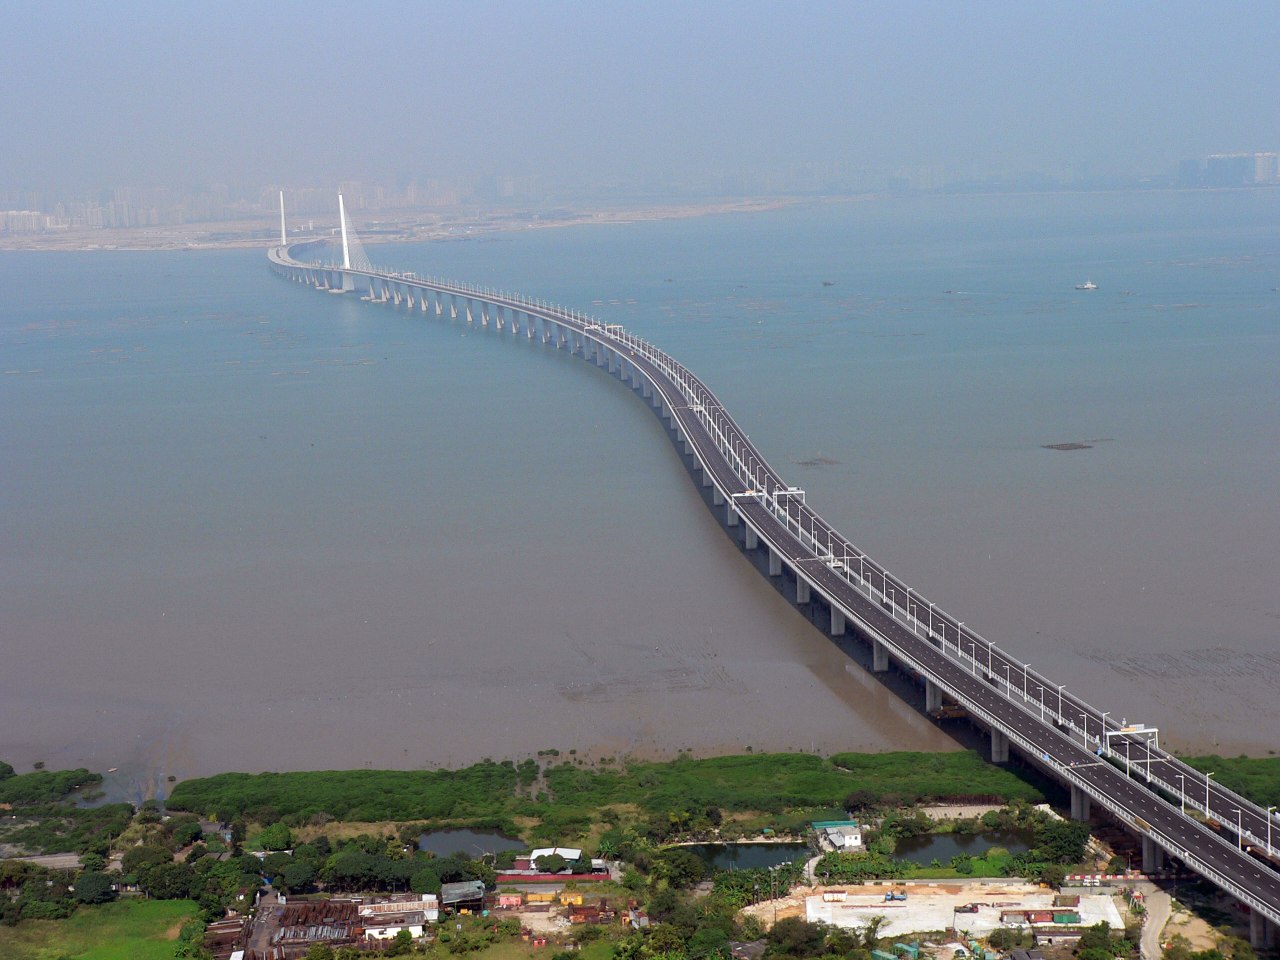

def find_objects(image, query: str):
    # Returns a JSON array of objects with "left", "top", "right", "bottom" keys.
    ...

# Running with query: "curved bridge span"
[{"left": 269, "top": 242, "right": 1280, "bottom": 941}]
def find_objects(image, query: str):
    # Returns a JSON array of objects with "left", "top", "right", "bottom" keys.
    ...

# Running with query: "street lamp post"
[
  {"left": 1177, "top": 774, "right": 1187, "bottom": 814},
  {"left": 1234, "top": 808, "right": 1244, "bottom": 851},
  {"left": 1206, "top": 772, "right": 1214, "bottom": 819},
  {"left": 1080, "top": 712, "right": 1088, "bottom": 748},
  {"left": 1023, "top": 663, "right": 1030, "bottom": 702},
  {"left": 1057, "top": 684, "right": 1065, "bottom": 724},
  {"left": 1267, "top": 806, "right": 1276, "bottom": 858}
]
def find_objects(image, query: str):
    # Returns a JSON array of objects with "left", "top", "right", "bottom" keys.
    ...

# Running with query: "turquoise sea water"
[{"left": 2, "top": 191, "right": 1277, "bottom": 798}]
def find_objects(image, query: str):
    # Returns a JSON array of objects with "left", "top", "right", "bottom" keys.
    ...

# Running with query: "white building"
[{"left": 359, "top": 896, "right": 439, "bottom": 940}]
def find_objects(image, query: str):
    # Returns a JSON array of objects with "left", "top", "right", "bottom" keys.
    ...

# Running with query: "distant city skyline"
[
  {"left": 2, "top": 0, "right": 1277, "bottom": 215},
  {"left": 3, "top": 148, "right": 1278, "bottom": 237}
]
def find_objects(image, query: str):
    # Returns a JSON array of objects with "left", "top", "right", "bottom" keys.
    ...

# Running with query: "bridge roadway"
[{"left": 269, "top": 246, "right": 1280, "bottom": 938}]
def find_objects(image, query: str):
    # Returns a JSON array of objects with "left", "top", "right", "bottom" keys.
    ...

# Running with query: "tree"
[
  {"left": 80, "top": 852, "right": 106, "bottom": 872},
  {"left": 1036, "top": 820, "right": 1091, "bottom": 864},
  {"left": 652, "top": 848, "right": 706, "bottom": 889},
  {"left": 0, "top": 761, "right": 13, "bottom": 780},
  {"left": 767, "top": 917, "right": 827, "bottom": 958},
  {"left": 844, "top": 788, "right": 878, "bottom": 813},
  {"left": 535, "top": 853, "right": 567, "bottom": 873},
  {"left": 1036, "top": 864, "right": 1068, "bottom": 888},
  {"left": 123, "top": 844, "right": 173, "bottom": 876},
  {"left": 278, "top": 861, "right": 316, "bottom": 894},
  {"left": 72, "top": 871, "right": 116, "bottom": 904},
  {"left": 410, "top": 865, "right": 441, "bottom": 895},
  {"left": 140, "top": 862, "right": 197, "bottom": 900},
  {"left": 258, "top": 822, "right": 293, "bottom": 852},
  {"left": 171, "top": 819, "right": 205, "bottom": 849},
  {"left": 862, "top": 914, "right": 888, "bottom": 950},
  {"left": 384, "top": 929, "right": 414, "bottom": 956}
]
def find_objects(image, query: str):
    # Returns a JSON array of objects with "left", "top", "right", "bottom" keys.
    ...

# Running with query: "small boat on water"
[{"left": 1075, "top": 280, "right": 1098, "bottom": 291}]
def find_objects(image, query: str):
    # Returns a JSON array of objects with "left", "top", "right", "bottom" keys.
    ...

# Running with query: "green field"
[{"left": 0, "top": 899, "right": 198, "bottom": 960}]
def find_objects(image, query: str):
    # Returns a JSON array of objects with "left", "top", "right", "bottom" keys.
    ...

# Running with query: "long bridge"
[{"left": 268, "top": 198, "right": 1280, "bottom": 946}]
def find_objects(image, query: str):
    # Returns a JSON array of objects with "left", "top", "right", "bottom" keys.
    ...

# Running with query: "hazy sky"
[{"left": 4, "top": 0, "right": 1278, "bottom": 195}]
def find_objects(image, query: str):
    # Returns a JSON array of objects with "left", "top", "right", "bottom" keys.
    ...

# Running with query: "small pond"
[
  {"left": 682, "top": 842, "right": 811, "bottom": 871},
  {"left": 418, "top": 829, "right": 526, "bottom": 857},
  {"left": 892, "top": 830, "right": 1031, "bottom": 864}
]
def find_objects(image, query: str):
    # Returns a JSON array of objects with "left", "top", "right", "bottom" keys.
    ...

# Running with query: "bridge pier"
[
  {"left": 1141, "top": 835, "right": 1164, "bottom": 874},
  {"left": 1250, "top": 912, "right": 1277, "bottom": 949},
  {"left": 743, "top": 525, "right": 758, "bottom": 550},
  {"left": 872, "top": 640, "right": 890, "bottom": 673},
  {"left": 1250, "top": 912, "right": 1264, "bottom": 949},
  {"left": 702, "top": 467, "right": 714, "bottom": 488},
  {"left": 768, "top": 548, "right": 783, "bottom": 577},
  {"left": 795, "top": 578, "right": 811, "bottom": 604},
  {"left": 830, "top": 606, "right": 846, "bottom": 636},
  {"left": 925, "top": 679, "right": 943, "bottom": 712},
  {"left": 1070, "top": 785, "right": 1091, "bottom": 821},
  {"left": 990, "top": 729, "right": 1009, "bottom": 763},
  {"left": 712, "top": 486, "right": 724, "bottom": 505}
]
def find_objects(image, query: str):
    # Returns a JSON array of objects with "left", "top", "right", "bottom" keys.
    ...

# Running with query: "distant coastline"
[{"left": 0, "top": 195, "right": 806, "bottom": 253}]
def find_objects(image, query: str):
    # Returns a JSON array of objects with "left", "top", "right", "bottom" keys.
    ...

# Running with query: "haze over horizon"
[{"left": 4, "top": 0, "right": 1278, "bottom": 200}]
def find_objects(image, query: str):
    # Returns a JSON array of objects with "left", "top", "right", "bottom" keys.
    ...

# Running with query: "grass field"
[{"left": 0, "top": 899, "right": 197, "bottom": 960}]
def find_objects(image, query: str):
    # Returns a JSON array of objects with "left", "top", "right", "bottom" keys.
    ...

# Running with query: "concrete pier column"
[
  {"left": 526, "top": 312, "right": 536, "bottom": 338},
  {"left": 925, "top": 679, "right": 943, "bottom": 712},
  {"left": 642, "top": 380, "right": 652, "bottom": 399},
  {"left": 872, "top": 640, "right": 890, "bottom": 673},
  {"left": 990, "top": 729, "right": 1010, "bottom": 763},
  {"left": 795, "top": 579, "right": 811, "bottom": 604},
  {"left": 495, "top": 305, "right": 504, "bottom": 330},
  {"left": 464, "top": 301, "right": 473, "bottom": 323},
  {"left": 744, "top": 526, "right": 759, "bottom": 550},
  {"left": 1141, "top": 836, "right": 1164, "bottom": 874},
  {"left": 830, "top": 606, "right": 846, "bottom": 636},
  {"left": 768, "top": 548, "right": 783, "bottom": 577},
  {"left": 436, "top": 293, "right": 444, "bottom": 316},
  {"left": 1249, "top": 912, "right": 1264, "bottom": 949},
  {"left": 702, "top": 467, "right": 714, "bottom": 488},
  {"left": 1070, "top": 785, "right": 1091, "bottom": 820},
  {"left": 481, "top": 302, "right": 490, "bottom": 326},
  {"left": 726, "top": 502, "right": 739, "bottom": 526},
  {"left": 712, "top": 487, "right": 725, "bottom": 506}
]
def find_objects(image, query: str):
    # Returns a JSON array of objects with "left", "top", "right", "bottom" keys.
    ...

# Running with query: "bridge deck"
[{"left": 269, "top": 245, "right": 1280, "bottom": 930}]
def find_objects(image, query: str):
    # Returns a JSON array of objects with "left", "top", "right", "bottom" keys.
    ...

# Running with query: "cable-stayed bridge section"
[{"left": 267, "top": 208, "right": 1280, "bottom": 947}]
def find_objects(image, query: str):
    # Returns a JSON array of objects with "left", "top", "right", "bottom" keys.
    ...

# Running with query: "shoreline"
[{"left": 0, "top": 195, "right": 810, "bottom": 253}]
